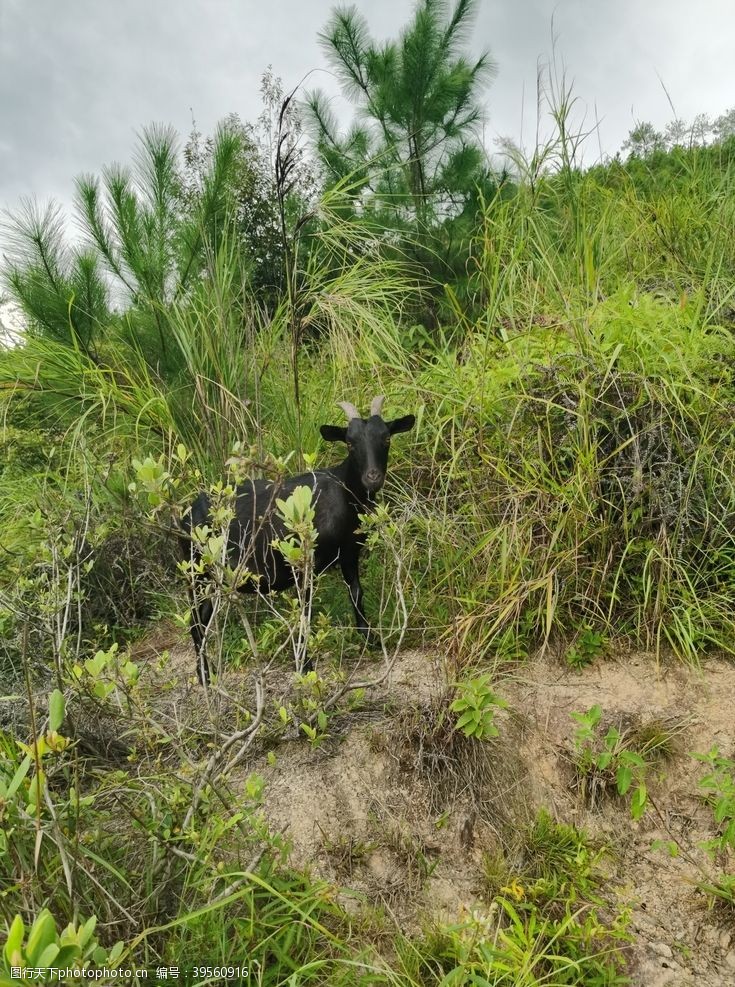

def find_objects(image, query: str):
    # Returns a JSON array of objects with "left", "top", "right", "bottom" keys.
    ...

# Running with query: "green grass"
[
  {"left": 4, "top": 106, "right": 735, "bottom": 985},
  {"left": 395, "top": 811, "right": 629, "bottom": 986}
]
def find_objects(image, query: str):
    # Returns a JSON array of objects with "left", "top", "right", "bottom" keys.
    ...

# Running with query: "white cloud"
[{"left": 0, "top": 0, "right": 733, "bottom": 225}]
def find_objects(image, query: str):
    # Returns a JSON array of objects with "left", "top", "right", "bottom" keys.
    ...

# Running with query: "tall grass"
[
  {"left": 3, "top": 122, "right": 735, "bottom": 983},
  {"left": 5, "top": 142, "right": 735, "bottom": 658}
]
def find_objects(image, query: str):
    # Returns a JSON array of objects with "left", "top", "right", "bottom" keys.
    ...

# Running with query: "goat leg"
[
  {"left": 340, "top": 550, "right": 379, "bottom": 649},
  {"left": 298, "top": 579, "right": 314, "bottom": 674},
  {"left": 190, "top": 594, "right": 214, "bottom": 684}
]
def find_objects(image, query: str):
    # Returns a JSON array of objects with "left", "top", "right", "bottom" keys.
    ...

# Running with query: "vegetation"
[
  {"left": 569, "top": 706, "right": 656, "bottom": 819},
  {"left": 2, "top": 0, "right": 735, "bottom": 982},
  {"left": 391, "top": 811, "right": 631, "bottom": 985}
]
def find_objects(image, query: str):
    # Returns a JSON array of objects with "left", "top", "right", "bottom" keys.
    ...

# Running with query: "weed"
[
  {"left": 569, "top": 706, "right": 650, "bottom": 818},
  {"left": 382, "top": 824, "right": 440, "bottom": 889},
  {"left": 320, "top": 831, "right": 376, "bottom": 879},
  {"left": 697, "top": 873, "right": 735, "bottom": 911},
  {"left": 693, "top": 746, "right": 735, "bottom": 854},
  {"left": 391, "top": 695, "right": 522, "bottom": 823},
  {"left": 450, "top": 674, "right": 508, "bottom": 740},
  {"left": 409, "top": 810, "right": 629, "bottom": 985},
  {"left": 565, "top": 625, "right": 607, "bottom": 669},
  {"left": 627, "top": 717, "right": 681, "bottom": 762},
  {"left": 480, "top": 848, "right": 510, "bottom": 900},
  {"left": 490, "top": 624, "right": 531, "bottom": 663},
  {"left": 520, "top": 810, "right": 605, "bottom": 902}
]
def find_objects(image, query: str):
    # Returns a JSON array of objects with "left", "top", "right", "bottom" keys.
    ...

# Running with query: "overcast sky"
[{"left": 1, "top": 0, "right": 734, "bottom": 224}]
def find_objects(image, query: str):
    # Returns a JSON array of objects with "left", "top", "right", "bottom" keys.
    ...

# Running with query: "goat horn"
[
  {"left": 370, "top": 395, "right": 385, "bottom": 417},
  {"left": 337, "top": 400, "right": 361, "bottom": 421}
]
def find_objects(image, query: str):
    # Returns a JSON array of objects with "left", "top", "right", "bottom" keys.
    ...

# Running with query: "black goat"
[{"left": 181, "top": 396, "right": 415, "bottom": 683}]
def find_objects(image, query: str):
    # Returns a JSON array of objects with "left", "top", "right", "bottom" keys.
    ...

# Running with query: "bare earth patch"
[
  {"left": 248, "top": 647, "right": 735, "bottom": 986},
  {"left": 132, "top": 629, "right": 735, "bottom": 985},
  {"left": 503, "top": 651, "right": 735, "bottom": 986}
]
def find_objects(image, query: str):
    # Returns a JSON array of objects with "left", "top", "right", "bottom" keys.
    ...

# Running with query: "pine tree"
[{"left": 306, "top": 0, "right": 495, "bottom": 223}]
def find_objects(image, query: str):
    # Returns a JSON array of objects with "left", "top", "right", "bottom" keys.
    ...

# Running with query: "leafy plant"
[
  {"left": 129, "top": 454, "right": 176, "bottom": 508},
  {"left": 72, "top": 643, "right": 139, "bottom": 701},
  {"left": 570, "top": 706, "right": 649, "bottom": 819},
  {"left": 300, "top": 711, "right": 330, "bottom": 748},
  {"left": 450, "top": 675, "right": 507, "bottom": 740},
  {"left": 565, "top": 625, "right": 607, "bottom": 669},
  {"left": 693, "top": 746, "right": 735, "bottom": 854},
  {"left": 1, "top": 910, "right": 123, "bottom": 985},
  {"left": 274, "top": 484, "right": 318, "bottom": 565},
  {"left": 0, "top": 689, "right": 72, "bottom": 863}
]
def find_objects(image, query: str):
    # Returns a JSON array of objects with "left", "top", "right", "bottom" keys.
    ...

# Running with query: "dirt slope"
[
  {"left": 504, "top": 651, "right": 735, "bottom": 986},
  {"left": 243, "top": 647, "right": 735, "bottom": 986},
  {"left": 132, "top": 627, "right": 735, "bottom": 985}
]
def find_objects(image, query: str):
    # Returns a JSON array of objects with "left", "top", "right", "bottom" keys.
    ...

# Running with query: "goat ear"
[
  {"left": 320, "top": 424, "right": 347, "bottom": 443},
  {"left": 387, "top": 414, "right": 415, "bottom": 435}
]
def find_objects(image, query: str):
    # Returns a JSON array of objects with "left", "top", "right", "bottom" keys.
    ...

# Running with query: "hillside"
[{"left": 2, "top": 3, "right": 735, "bottom": 983}]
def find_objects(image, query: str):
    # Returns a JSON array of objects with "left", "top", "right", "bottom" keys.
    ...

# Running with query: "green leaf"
[
  {"left": 651, "top": 838, "right": 679, "bottom": 858},
  {"left": 631, "top": 783, "right": 648, "bottom": 820},
  {"left": 109, "top": 941, "right": 124, "bottom": 964},
  {"left": 604, "top": 726, "right": 621, "bottom": 746},
  {"left": 36, "top": 942, "right": 60, "bottom": 967},
  {"left": 621, "top": 751, "right": 645, "bottom": 768},
  {"left": 54, "top": 944, "right": 83, "bottom": 967},
  {"left": 48, "top": 689, "right": 65, "bottom": 732},
  {"left": 617, "top": 765, "right": 633, "bottom": 795},
  {"left": 5, "top": 754, "right": 32, "bottom": 801},
  {"left": 3, "top": 915, "right": 24, "bottom": 968},
  {"left": 78, "top": 915, "right": 97, "bottom": 948},
  {"left": 455, "top": 710, "right": 476, "bottom": 731},
  {"left": 25, "top": 909, "right": 57, "bottom": 964}
]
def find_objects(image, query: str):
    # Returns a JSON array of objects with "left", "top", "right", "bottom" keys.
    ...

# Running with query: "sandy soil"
[
  {"left": 503, "top": 650, "right": 735, "bottom": 986},
  {"left": 249, "top": 647, "right": 735, "bottom": 986},
  {"left": 133, "top": 628, "right": 735, "bottom": 985}
]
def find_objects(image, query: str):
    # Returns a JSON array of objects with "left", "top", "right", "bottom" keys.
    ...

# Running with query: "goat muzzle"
[{"left": 363, "top": 469, "right": 385, "bottom": 492}]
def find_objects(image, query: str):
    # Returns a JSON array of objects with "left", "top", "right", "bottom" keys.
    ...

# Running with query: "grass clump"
[
  {"left": 400, "top": 810, "right": 629, "bottom": 986},
  {"left": 519, "top": 810, "right": 606, "bottom": 899},
  {"left": 389, "top": 691, "right": 519, "bottom": 823},
  {"left": 567, "top": 706, "right": 681, "bottom": 819},
  {"left": 697, "top": 874, "right": 735, "bottom": 913}
]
